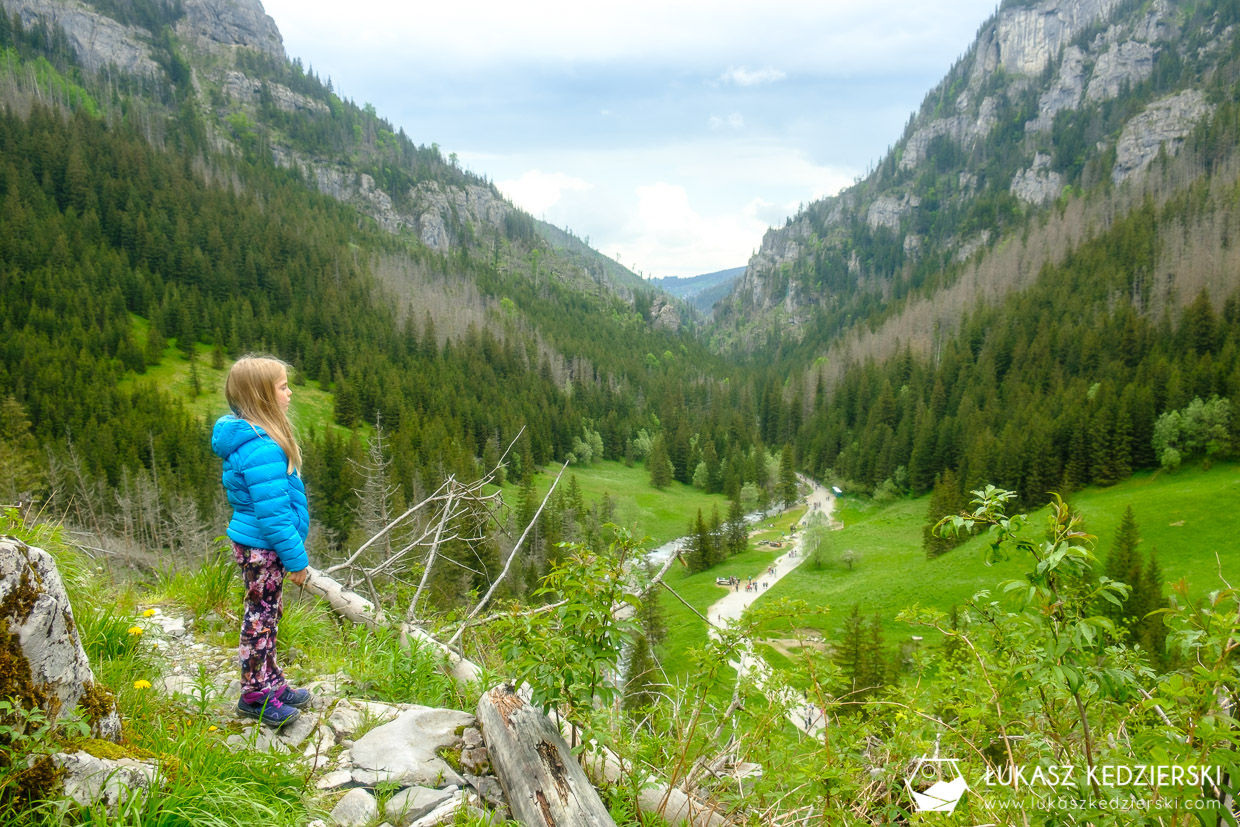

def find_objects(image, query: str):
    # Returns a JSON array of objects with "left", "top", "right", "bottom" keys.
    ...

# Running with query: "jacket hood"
[{"left": 211, "top": 415, "right": 268, "bottom": 460}]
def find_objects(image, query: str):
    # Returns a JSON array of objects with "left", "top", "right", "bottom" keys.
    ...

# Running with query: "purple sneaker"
[
  {"left": 277, "top": 685, "right": 312, "bottom": 709},
  {"left": 236, "top": 693, "right": 299, "bottom": 728}
]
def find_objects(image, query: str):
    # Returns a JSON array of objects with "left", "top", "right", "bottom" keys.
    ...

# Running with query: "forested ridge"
[
  {"left": 3, "top": 0, "right": 1240, "bottom": 593},
  {"left": 0, "top": 9, "right": 779, "bottom": 599}
]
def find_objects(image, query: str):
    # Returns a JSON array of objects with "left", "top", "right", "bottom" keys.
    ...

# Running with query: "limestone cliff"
[{"left": 719, "top": 0, "right": 1228, "bottom": 353}]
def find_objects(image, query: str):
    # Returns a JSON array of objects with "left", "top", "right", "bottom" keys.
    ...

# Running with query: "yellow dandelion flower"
[
  {"left": 127, "top": 626, "right": 143, "bottom": 636},
  {"left": 208, "top": 725, "right": 218, "bottom": 732},
  {"left": 133, "top": 680, "right": 152, "bottom": 690},
  {"left": 142, "top": 609, "right": 156, "bottom": 617}
]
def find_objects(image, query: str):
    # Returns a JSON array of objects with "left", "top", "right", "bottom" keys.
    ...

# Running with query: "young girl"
[{"left": 211, "top": 356, "right": 313, "bottom": 728}]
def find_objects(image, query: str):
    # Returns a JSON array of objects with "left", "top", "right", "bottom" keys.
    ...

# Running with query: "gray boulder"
[
  {"left": 350, "top": 705, "right": 474, "bottom": 788},
  {"left": 0, "top": 537, "right": 121, "bottom": 740},
  {"left": 50, "top": 751, "right": 159, "bottom": 812}
]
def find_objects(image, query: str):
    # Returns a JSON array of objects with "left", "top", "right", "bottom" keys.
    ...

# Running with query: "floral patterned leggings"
[{"left": 232, "top": 543, "right": 288, "bottom": 701}]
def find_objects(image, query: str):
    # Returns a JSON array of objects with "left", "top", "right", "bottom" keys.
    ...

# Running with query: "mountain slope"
[
  {"left": 0, "top": 0, "right": 756, "bottom": 569},
  {"left": 714, "top": 0, "right": 1240, "bottom": 372}
]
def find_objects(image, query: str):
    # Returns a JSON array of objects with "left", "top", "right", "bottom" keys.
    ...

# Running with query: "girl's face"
[{"left": 275, "top": 371, "right": 292, "bottom": 413}]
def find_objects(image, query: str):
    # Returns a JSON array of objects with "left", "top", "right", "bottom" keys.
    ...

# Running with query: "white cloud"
[
  {"left": 720, "top": 66, "right": 787, "bottom": 87},
  {"left": 497, "top": 170, "right": 592, "bottom": 216},
  {"left": 268, "top": 0, "right": 1001, "bottom": 76},
  {"left": 708, "top": 113, "right": 746, "bottom": 130}
]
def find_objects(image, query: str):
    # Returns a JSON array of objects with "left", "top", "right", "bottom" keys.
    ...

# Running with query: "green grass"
[
  {"left": 655, "top": 507, "right": 807, "bottom": 681},
  {"left": 502, "top": 460, "right": 736, "bottom": 547},
  {"left": 120, "top": 317, "right": 351, "bottom": 436},
  {"left": 767, "top": 462, "right": 1240, "bottom": 647}
]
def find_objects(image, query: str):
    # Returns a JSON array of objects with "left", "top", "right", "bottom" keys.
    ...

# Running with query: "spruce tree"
[
  {"left": 1102, "top": 505, "right": 1143, "bottom": 627},
  {"left": 923, "top": 469, "right": 966, "bottom": 557},
  {"left": 779, "top": 443, "right": 798, "bottom": 506},
  {"left": 726, "top": 496, "right": 748, "bottom": 556},
  {"left": 648, "top": 434, "right": 673, "bottom": 489}
]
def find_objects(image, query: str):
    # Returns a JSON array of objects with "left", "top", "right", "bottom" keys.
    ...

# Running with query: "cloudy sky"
[{"left": 259, "top": 0, "right": 1000, "bottom": 278}]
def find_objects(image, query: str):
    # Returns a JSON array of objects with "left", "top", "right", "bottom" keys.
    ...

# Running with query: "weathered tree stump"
[{"left": 477, "top": 684, "right": 617, "bottom": 827}]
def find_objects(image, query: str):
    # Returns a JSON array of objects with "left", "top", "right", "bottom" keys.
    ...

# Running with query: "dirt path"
[{"left": 705, "top": 475, "right": 835, "bottom": 737}]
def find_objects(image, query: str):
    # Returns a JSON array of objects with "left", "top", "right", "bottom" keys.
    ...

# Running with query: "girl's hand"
[{"left": 287, "top": 568, "right": 309, "bottom": 586}]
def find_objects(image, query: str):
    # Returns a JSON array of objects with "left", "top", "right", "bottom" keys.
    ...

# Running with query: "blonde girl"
[{"left": 211, "top": 355, "right": 312, "bottom": 728}]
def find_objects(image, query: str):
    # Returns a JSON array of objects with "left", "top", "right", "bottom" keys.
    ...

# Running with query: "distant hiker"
[{"left": 212, "top": 355, "right": 313, "bottom": 729}]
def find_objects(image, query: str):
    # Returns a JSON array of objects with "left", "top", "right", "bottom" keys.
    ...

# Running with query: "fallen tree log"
[
  {"left": 298, "top": 568, "right": 733, "bottom": 826},
  {"left": 477, "top": 684, "right": 617, "bottom": 827}
]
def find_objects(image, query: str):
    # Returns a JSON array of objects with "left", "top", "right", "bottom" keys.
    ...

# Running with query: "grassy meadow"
[
  {"left": 653, "top": 463, "right": 1240, "bottom": 679},
  {"left": 500, "top": 459, "right": 736, "bottom": 547},
  {"left": 119, "top": 318, "right": 355, "bottom": 437}
]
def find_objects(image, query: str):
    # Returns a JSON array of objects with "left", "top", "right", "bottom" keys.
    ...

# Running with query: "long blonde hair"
[{"left": 224, "top": 355, "right": 302, "bottom": 473}]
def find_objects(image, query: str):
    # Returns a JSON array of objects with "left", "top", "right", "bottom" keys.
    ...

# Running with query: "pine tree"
[
  {"left": 923, "top": 469, "right": 967, "bottom": 557},
  {"left": 1134, "top": 549, "right": 1169, "bottom": 665},
  {"left": 1102, "top": 505, "right": 1143, "bottom": 627},
  {"left": 622, "top": 634, "right": 659, "bottom": 715},
  {"left": 725, "top": 496, "right": 748, "bottom": 556},
  {"left": 648, "top": 434, "right": 673, "bottom": 489},
  {"left": 836, "top": 604, "right": 866, "bottom": 698},
  {"left": 779, "top": 443, "right": 798, "bottom": 506}
]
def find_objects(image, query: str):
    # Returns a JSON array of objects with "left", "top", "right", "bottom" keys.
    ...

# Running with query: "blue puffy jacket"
[{"left": 211, "top": 415, "right": 310, "bottom": 572}]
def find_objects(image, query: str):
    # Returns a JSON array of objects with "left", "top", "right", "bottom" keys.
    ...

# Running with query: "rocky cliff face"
[
  {"left": 176, "top": 0, "right": 283, "bottom": 60},
  {"left": 722, "top": 0, "right": 1227, "bottom": 348},
  {"left": 1, "top": 0, "right": 282, "bottom": 74},
  {"left": 1, "top": 0, "right": 161, "bottom": 76},
  {"left": 4, "top": 0, "right": 528, "bottom": 260}
]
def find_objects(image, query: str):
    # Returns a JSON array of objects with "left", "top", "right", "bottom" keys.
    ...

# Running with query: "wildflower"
[
  {"left": 142, "top": 608, "right": 156, "bottom": 617},
  {"left": 133, "top": 680, "right": 152, "bottom": 690},
  {"left": 208, "top": 725, "right": 218, "bottom": 732},
  {"left": 127, "top": 626, "right": 144, "bottom": 637}
]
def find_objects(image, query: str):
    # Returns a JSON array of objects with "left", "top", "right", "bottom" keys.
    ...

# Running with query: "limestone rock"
[
  {"left": 866, "top": 194, "right": 920, "bottom": 231},
  {"left": 973, "top": 0, "right": 1122, "bottom": 79},
  {"left": 317, "top": 768, "right": 354, "bottom": 790},
  {"left": 1112, "top": 90, "right": 1213, "bottom": 183},
  {"left": 1027, "top": 46, "right": 1087, "bottom": 132},
  {"left": 385, "top": 785, "right": 454, "bottom": 826},
  {"left": 331, "top": 787, "right": 379, "bottom": 827},
  {"left": 899, "top": 97, "right": 998, "bottom": 171},
  {"left": 177, "top": 0, "right": 283, "bottom": 60},
  {"left": 221, "top": 71, "right": 329, "bottom": 114},
  {"left": 1134, "top": 0, "right": 1177, "bottom": 43},
  {"left": 50, "top": 751, "right": 159, "bottom": 812},
  {"left": 1085, "top": 40, "right": 1156, "bottom": 102},
  {"left": 407, "top": 793, "right": 471, "bottom": 827},
  {"left": 350, "top": 706, "right": 474, "bottom": 788},
  {"left": 0, "top": 0, "right": 160, "bottom": 77},
  {"left": 0, "top": 538, "right": 121, "bottom": 740},
  {"left": 648, "top": 296, "right": 681, "bottom": 332},
  {"left": 1011, "top": 153, "right": 1064, "bottom": 206}
]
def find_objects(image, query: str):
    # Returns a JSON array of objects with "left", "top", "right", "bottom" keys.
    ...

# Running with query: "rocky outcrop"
[
  {"left": 1027, "top": 46, "right": 1087, "bottom": 132},
  {"left": 222, "top": 71, "right": 328, "bottom": 114},
  {"left": 0, "top": 0, "right": 161, "bottom": 77},
  {"left": 1084, "top": 39, "right": 1156, "bottom": 102},
  {"left": 736, "top": 217, "right": 813, "bottom": 311},
  {"left": 410, "top": 181, "right": 509, "bottom": 252},
  {"left": 50, "top": 751, "right": 160, "bottom": 813},
  {"left": 648, "top": 296, "right": 681, "bottom": 332},
  {"left": 1011, "top": 153, "right": 1063, "bottom": 206},
  {"left": 867, "top": 193, "right": 920, "bottom": 231},
  {"left": 973, "top": 0, "right": 1122, "bottom": 78},
  {"left": 1112, "top": 90, "right": 1213, "bottom": 184},
  {"left": 0, "top": 537, "right": 121, "bottom": 741},
  {"left": 177, "top": 0, "right": 283, "bottom": 60},
  {"left": 1133, "top": 0, "right": 1177, "bottom": 43},
  {"left": 3, "top": 0, "right": 282, "bottom": 78},
  {"left": 900, "top": 96, "right": 998, "bottom": 170}
]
